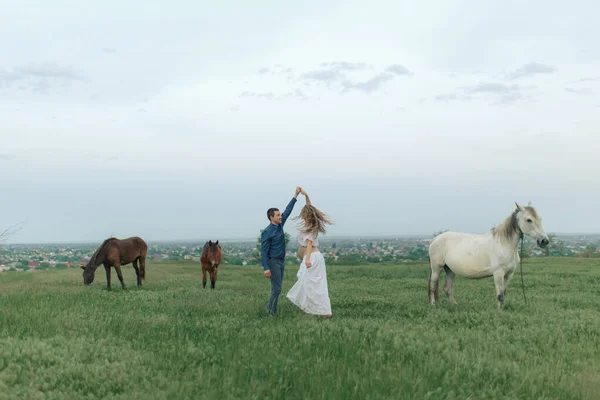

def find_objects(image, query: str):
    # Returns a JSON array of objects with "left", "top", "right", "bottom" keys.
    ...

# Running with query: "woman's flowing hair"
[{"left": 293, "top": 204, "right": 334, "bottom": 236}]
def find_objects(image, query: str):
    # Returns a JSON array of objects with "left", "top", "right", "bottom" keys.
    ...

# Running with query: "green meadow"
[{"left": 1, "top": 258, "right": 599, "bottom": 399}]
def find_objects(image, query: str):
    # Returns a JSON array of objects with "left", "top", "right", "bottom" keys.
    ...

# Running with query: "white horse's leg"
[
  {"left": 428, "top": 262, "right": 443, "bottom": 305},
  {"left": 503, "top": 268, "right": 515, "bottom": 299},
  {"left": 493, "top": 270, "right": 506, "bottom": 311},
  {"left": 443, "top": 265, "right": 458, "bottom": 305}
]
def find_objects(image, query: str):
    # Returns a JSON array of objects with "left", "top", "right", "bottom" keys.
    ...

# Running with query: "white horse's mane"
[{"left": 491, "top": 206, "right": 537, "bottom": 244}]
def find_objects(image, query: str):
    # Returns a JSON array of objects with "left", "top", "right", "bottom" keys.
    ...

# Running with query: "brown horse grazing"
[
  {"left": 201, "top": 240, "right": 222, "bottom": 289},
  {"left": 81, "top": 236, "right": 148, "bottom": 290}
]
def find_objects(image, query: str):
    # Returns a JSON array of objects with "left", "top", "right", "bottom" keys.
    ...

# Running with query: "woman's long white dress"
[{"left": 286, "top": 231, "right": 332, "bottom": 315}]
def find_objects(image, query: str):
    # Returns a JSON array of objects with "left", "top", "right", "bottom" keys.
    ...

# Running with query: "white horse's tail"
[{"left": 427, "top": 255, "right": 432, "bottom": 304}]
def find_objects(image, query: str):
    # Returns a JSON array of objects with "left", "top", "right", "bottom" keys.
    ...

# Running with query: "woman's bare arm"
[
  {"left": 305, "top": 239, "right": 313, "bottom": 267},
  {"left": 301, "top": 189, "right": 312, "bottom": 206}
]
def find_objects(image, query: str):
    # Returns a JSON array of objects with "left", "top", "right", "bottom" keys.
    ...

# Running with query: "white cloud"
[{"left": 505, "top": 63, "right": 556, "bottom": 80}]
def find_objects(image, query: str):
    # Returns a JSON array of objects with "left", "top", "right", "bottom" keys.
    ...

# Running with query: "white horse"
[{"left": 428, "top": 202, "right": 549, "bottom": 311}]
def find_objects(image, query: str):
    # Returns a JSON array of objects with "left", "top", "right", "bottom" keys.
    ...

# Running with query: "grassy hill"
[{"left": 1, "top": 258, "right": 599, "bottom": 399}]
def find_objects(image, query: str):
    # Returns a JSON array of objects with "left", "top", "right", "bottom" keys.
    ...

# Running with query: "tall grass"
[{"left": 1, "top": 257, "right": 599, "bottom": 399}]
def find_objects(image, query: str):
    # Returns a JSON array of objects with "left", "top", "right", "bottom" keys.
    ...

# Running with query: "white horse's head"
[{"left": 515, "top": 201, "right": 549, "bottom": 248}]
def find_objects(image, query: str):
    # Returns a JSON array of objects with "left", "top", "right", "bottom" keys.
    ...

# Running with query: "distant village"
[{"left": 1, "top": 234, "right": 599, "bottom": 272}]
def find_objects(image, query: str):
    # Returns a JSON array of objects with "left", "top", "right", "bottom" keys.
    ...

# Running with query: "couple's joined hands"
[{"left": 294, "top": 187, "right": 308, "bottom": 198}]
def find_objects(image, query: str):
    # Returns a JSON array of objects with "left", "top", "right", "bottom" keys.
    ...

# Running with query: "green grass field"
[{"left": 1, "top": 258, "right": 599, "bottom": 399}]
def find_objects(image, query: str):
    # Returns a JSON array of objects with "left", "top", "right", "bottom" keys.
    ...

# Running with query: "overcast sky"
[{"left": 1, "top": 0, "right": 599, "bottom": 243}]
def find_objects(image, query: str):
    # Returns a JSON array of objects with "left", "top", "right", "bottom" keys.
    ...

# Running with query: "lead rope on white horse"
[{"left": 519, "top": 234, "right": 527, "bottom": 304}]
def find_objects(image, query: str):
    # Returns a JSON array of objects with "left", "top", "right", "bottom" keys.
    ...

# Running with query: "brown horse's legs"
[
  {"left": 132, "top": 259, "right": 142, "bottom": 287},
  {"left": 114, "top": 265, "right": 126, "bottom": 289},
  {"left": 104, "top": 265, "right": 112, "bottom": 290},
  {"left": 202, "top": 267, "right": 207, "bottom": 289},
  {"left": 210, "top": 269, "right": 217, "bottom": 289}
]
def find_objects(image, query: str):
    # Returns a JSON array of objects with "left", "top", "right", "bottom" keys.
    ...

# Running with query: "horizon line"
[{"left": 5, "top": 232, "right": 600, "bottom": 246}]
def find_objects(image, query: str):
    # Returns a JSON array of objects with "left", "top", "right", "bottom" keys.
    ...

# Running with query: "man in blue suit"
[{"left": 261, "top": 186, "right": 301, "bottom": 316}]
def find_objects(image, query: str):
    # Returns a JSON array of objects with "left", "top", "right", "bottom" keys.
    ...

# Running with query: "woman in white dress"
[{"left": 286, "top": 189, "right": 333, "bottom": 318}]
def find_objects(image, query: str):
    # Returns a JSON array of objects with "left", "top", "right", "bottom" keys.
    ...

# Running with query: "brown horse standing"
[
  {"left": 81, "top": 236, "right": 148, "bottom": 290},
  {"left": 201, "top": 240, "right": 222, "bottom": 289}
]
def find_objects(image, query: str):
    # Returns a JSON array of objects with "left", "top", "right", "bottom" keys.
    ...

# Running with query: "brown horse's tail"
[
  {"left": 137, "top": 238, "right": 148, "bottom": 281},
  {"left": 138, "top": 256, "right": 146, "bottom": 281}
]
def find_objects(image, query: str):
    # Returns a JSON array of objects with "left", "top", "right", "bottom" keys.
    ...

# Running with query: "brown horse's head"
[
  {"left": 81, "top": 238, "right": 112, "bottom": 285},
  {"left": 205, "top": 240, "right": 222, "bottom": 268},
  {"left": 81, "top": 264, "right": 96, "bottom": 285},
  {"left": 81, "top": 262, "right": 97, "bottom": 285}
]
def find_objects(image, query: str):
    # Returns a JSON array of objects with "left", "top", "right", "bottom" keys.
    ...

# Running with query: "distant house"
[
  {"left": 28, "top": 261, "right": 39, "bottom": 269},
  {"left": 153, "top": 254, "right": 169, "bottom": 261}
]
